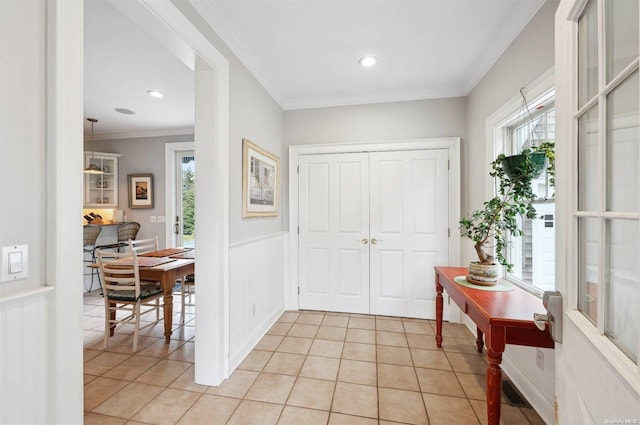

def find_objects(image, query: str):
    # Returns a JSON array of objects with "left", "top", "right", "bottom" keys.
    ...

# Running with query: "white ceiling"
[{"left": 84, "top": 0, "right": 545, "bottom": 137}]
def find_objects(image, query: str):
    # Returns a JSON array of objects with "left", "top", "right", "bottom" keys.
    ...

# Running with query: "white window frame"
[
  {"left": 556, "top": 0, "right": 640, "bottom": 389},
  {"left": 485, "top": 68, "right": 555, "bottom": 296}
]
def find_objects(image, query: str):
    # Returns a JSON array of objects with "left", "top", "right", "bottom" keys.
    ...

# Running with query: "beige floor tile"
[
  {"left": 406, "top": 333, "right": 438, "bottom": 350},
  {"left": 402, "top": 320, "right": 433, "bottom": 335},
  {"left": 278, "top": 406, "right": 330, "bottom": 425},
  {"left": 278, "top": 311, "right": 301, "bottom": 323},
  {"left": 134, "top": 359, "right": 192, "bottom": 387},
  {"left": 520, "top": 406, "right": 547, "bottom": 425},
  {"left": 288, "top": 323, "right": 320, "bottom": 338},
  {"left": 131, "top": 387, "right": 200, "bottom": 425},
  {"left": 338, "top": 359, "right": 377, "bottom": 386},
  {"left": 287, "top": 377, "right": 335, "bottom": 410},
  {"left": 439, "top": 322, "right": 475, "bottom": 339},
  {"left": 378, "top": 363, "right": 419, "bottom": 391},
  {"left": 170, "top": 324, "right": 196, "bottom": 341},
  {"left": 206, "top": 369, "right": 259, "bottom": 398},
  {"left": 169, "top": 365, "right": 209, "bottom": 393},
  {"left": 447, "top": 352, "right": 487, "bottom": 375},
  {"left": 135, "top": 339, "right": 185, "bottom": 359},
  {"left": 377, "top": 345, "right": 413, "bottom": 366},
  {"left": 379, "top": 421, "right": 414, "bottom": 425},
  {"left": 342, "top": 342, "right": 376, "bottom": 362},
  {"left": 276, "top": 336, "right": 314, "bottom": 354},
  {"left": 84, "top": 377, "right": 129, "bottom": 411},
  {"left": 440, "top": 336, "right": 480, "bottom": 354},
  {"left": 309, "top": 339, "right": 344, "bottom": 358},
  {"left": 255, "top": 334, "right": 285, "bottom": 351},
  {"left": 84, "top": 352, "right": 131, "bottom": 376},
  {"left": 468, "top": 399, "right": 530, "bottom": 425},
  {"left": 411, "top": 348, "right": 452, "bottom": 370},
  {"left": 317, "top": 325, "right": 348, "bottom": 341},
  {"left": 84, "top": 374, "right": 98, "bottom": 385},
  {"left": 227, "top": 399, "right": 283, "bottom": 425},
  {"left": 423, "top": 393, "right": 480, "bottom": 425},
  {"left": 177, "top": 394, "right": 240, "bottom": 425},
  {"left": 328, "top": 412, "right": 378, "bottom": 425},
  {"left": 84, "top": 412, "right": 127, "bottom": 425},
  {"left": 348, "top": 317, "right": 375, "bottom": 330},
  {"left": 331, "top": 382, "right": 378, "bottom": 419},
  {"left": 297, "top": 312, "right": 325, "bottom": 325},
  {"left": 415, "top": 367, "right": 465, "bottom": 397},
  {"left": 322, "top": 315, "right": 349, "bottom": 327},
  {"left": 269, "top": 322, "right": 294, "bottom": 335},
  {"left": 166, "top": 341, "right": 195, "bottom": 362},
  {"left": 245, "top": 372, "right": 296, "bottom": 404},
  {"left": 376, "top": 319, "right": 405, "bottom": 333},
  {"left": 345, "top": 328, "right": 376, "bottom": 344},
  {"left": 93, "top": 382, "right": 164, "bottom": 419},
  {"left": 379, "top": 387, "right": 428, "bottom": 425},
  {"left": 377, "top": 330, "right": 408, "bottom": 347},
  {"left": 299, "top": 355, "right": 341, "bottom": 381},
  {"left": 84, "top": 348, "right": 103, "bottom": 363},
  {"left": 263, "top": 352, "right": 306, "bottom": 375},
  {"left": 102, "top": 356, "right": 159, "bottom": 381},
  {"left": 237, "top": 349, "right": 273, "bottom": 372},
  {"left": 107, "top": 335, "right": 160, "bottom": 355},
  {"left": 456, "top": 372, "right": 488, "bottom": 400}
]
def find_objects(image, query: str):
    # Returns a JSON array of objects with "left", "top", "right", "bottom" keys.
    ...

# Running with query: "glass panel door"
[{"left": 176, "top": 151, "right": 195, "bottom": 247}]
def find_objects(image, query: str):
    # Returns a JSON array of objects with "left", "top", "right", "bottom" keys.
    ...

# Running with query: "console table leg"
[
  {"left": 476, "top": 327, "right": 484, "bottom": 353},
  {"left": 435, "top": 280, "right": 443, "bottom": 347},
  {"left": 487, "top": 349, "right": 503, "bottom": 425}
]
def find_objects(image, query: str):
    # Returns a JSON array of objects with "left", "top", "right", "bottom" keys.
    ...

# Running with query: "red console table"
[{"left": 434, "top": 266, "right": 554, "bottom": 425}]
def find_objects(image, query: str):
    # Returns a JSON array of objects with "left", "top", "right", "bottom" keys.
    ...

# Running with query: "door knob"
[
  {"left": 358, "top": 238, "right": 369, "bottom": 244},
  {"left": 371, "top": 238, "right": 382, "bottom": 244}
]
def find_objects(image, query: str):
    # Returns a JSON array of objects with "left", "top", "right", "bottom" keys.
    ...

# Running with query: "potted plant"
[{"left": 459, "top": 144, "right": 554, "bottom": 285}]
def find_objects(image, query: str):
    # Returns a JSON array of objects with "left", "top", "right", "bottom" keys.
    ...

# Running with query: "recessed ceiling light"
[
  {"left": 359, "top": 56, "right": 377, "bottom": 67},
  {"left": 147, "top": 90, "right": 164, "bottom": 98},
  {"left": 115, "top": 108, "right": 136, "bottom": 115}
]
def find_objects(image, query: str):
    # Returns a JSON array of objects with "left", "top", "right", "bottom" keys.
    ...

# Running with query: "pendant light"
[{"left": 84, "top": 118, "right": 104, "bottom": 174}]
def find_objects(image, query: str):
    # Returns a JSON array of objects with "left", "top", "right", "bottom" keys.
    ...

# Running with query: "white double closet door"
[{"left": 298, "top": 149, "right": 449, "bottom": 319}]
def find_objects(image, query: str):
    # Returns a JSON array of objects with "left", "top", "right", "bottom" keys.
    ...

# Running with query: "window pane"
[
  {"left": 605, "top": 219, "right": 639, "bottom": 364},
  {"left": 579, "top": 0, "right": 599, "bottom": 108},
  {"left": 579, "top": 106, "right": 599, "bottom": 211},
  {"left": 606, "top": 0, "right": 639, "bottom": 83},
  {"left": 578, "top": 217, "right": 599, "bottom": 324},
  {"left": 607, "top": 71, "right": 639, "bottom": 212}
]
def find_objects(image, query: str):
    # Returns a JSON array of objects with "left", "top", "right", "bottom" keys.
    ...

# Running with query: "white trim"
[
  {"left": 165, "top": 142, "right": 195, "bottom": 248},
  {"left": 88, "top": 127, "right": 193, "bottom": 141},
  {"left": 0, "top": 286, "right": 54, "bottom": 306},
  {"left": 230, "top": 231, "right": 289, "bottom": 248},
  {"left": 288, "top": 138, "right": 461, "bottom": 311},
  {"left": 93, "top": 0, "right": 231, "bottom": 385}
]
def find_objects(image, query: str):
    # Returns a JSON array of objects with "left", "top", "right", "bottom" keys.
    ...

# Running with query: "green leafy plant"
[
  {"left": 532, "top": 141, "right": 555, "bottom": 191},
  {"left": 459, "top": 152, "right": 543, "bottom": 272}
]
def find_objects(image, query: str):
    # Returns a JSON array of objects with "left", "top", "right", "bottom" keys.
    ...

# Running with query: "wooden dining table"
[
  {"left": 92, "top": 248, "right": 195, "bottom": 343},
  {"left": 139, "top": 251, "right": 196, "bottom": 344}
]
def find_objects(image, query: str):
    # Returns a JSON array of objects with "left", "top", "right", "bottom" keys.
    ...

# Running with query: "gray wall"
[
  {"left": 463, "top": 1, "right": 559, "bottom": 419},
  {"left": 88, "top": 134, "right": 193, "bottom": 248},
  {"left": 173, "top": 0, "right": 286, "bottom": 245}
]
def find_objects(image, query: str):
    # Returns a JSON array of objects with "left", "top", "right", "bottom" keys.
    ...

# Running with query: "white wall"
[{"left": 464, "top": 1, "right": 559, "bottom": 423}]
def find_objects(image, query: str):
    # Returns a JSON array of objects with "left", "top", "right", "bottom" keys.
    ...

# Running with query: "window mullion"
[{"left": 596, "top": 0, "right": 606, "bottom": 335}]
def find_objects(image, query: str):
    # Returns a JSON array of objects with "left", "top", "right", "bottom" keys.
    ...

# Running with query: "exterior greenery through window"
[{"left": 182, "top": 156, "right": 195, "bottom": 246}]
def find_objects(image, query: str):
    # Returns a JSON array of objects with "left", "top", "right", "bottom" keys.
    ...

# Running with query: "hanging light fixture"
[{"left": 83, "top": 118, "right": 104, "bottom": 174}]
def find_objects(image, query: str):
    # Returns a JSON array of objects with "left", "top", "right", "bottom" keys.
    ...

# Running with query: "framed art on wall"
[
  {"left": 128, "top": 174, "right": 154, "bottom": 209},
  {"left": 242, "top": 138, "right": 279, "bottom": 218}
]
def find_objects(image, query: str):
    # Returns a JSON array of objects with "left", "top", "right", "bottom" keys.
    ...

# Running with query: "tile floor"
[{"left": 83, "top": 291, "right": 546, "bottom": 425}]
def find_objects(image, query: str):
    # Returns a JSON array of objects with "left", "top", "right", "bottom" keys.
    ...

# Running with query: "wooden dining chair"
[
  {"left": 96, "top": 221, "right": 141, "bottom": 252},
  {"left": 129, "top": 236, "right": 159, "bottom": 254},
  {"left": 83, "top": 224, "right": 102, "bottom": 291},
  {"left": 96, "top": 249, "right": 164, "bottom": 352},
  {"left": 180, "top": 274, "right": 195, "bottom": 325}
]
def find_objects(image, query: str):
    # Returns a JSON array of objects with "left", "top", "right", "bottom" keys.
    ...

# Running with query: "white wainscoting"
[
  {"left": 0, "top": 287, "right": 54, "bottom": 425},
  {"left": 229, "top": 232, "right": 287, "bottom": 371}
]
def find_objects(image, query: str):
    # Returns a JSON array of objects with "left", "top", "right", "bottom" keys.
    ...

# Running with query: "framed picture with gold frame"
[
  {"left": 242, "top": 138, "right": 279, "bottom": 218},
  {"left": 128, "top": 173, "right": 153, "bottom": 209}
]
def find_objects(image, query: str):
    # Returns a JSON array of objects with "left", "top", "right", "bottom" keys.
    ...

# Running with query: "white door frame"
[
  {"left": 165, "top": 142, "right": 195, "bottom": 248},
  {"left": 288, "top": 138, "right": 461, "bottom": 313},
  {"left": 51, "top": 1, "right": 230, "bottom": 405}
]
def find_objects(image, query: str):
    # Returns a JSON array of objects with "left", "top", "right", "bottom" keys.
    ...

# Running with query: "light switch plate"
[
  {"left": 1, "top": 244, "right": 29, "bottom": 282},
  {"left": 149, "top": 216, "right": 157, "bottom": 223}
]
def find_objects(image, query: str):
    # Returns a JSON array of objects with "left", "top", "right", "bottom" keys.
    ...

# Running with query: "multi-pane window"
[{"left": 576, "top": 0, "right": 639, "bottom": 364}]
